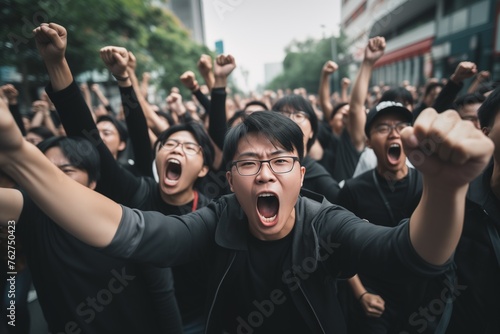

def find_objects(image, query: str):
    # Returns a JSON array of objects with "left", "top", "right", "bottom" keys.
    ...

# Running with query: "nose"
[
  {"left": 171, "top": 143, "right": 184, "bottom": 155},
  {"left": 255, "top": 161, "right": 276, "bottom": 183}
]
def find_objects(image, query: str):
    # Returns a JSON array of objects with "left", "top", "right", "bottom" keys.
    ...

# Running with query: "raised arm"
[
  {"left": 100, "top": 48, "right": 154, "bottom": 178},
  {"left": 318, "top": 60, "right": 338, "bottom": 120},
  {"left": 467, "top": 70, "right": 490, "bottom": 94},
  {"left": 401, "top": 108, "right": 493, "bottom": 264},
  {"left": 348, "top": 37, "right": 386, "bottom": 152},
  {"left": 180, "top": 70, "right": 211, "bottom": 112},
  {"left": 197, "top": 54, "right": 215, "bottom": 91},
  {"left": 127, "top": 52, "right": 169, "bottom": 136},
  {"left": 1, "top": 85, "right": 26, "bottom": 136},
  {"left": 433, "top": 61, "right": 477, "bottom": 112}
]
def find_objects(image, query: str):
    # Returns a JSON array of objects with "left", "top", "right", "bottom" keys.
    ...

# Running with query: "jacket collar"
[{"left": 214, "top": 192, "right": 328, "bottom": 268}]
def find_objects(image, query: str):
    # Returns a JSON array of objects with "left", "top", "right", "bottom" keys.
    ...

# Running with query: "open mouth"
[
  {"left": 165, "top": 158, "right": 182, "bottom": 181},
  {"left": 257, "top": 193, "right": 279, "bottom": 223},
  {"left": 387, "top": 144, "right": 402, "bottom": 164}
]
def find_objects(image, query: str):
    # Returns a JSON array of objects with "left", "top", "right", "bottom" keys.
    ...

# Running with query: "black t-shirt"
[
  {"left": 320, "top": 129, "right": 362, "bottom": 182},
  {"left": 302, "top": 156, "right": 340, "bottom": 204},
  {"left": 221, "top": 231, "right": 310, "bottom": 333},
  {"left": 338, "top": 167, "right": 422, "bottom": 227},
  {"left": 16, "top": 194, "right": 176, "bottom": 334}
]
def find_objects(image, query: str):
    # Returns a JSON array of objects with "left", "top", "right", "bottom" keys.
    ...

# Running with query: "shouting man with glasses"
[
  {"left": 338, "top": 101, "right": 439, "bottom": 332},
  {"left": 0, "top": 45, "right": 494, "bottom": 334}
]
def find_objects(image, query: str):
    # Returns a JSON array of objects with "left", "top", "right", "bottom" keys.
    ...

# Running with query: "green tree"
[
  {"left": 0, "top": 0, "right": 212, "bottom": 107},
  {"left": 267, "top": 33, "right": 348, "bottom": 95}
]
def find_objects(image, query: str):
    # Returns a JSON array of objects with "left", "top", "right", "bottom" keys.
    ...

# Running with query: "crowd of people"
[{"left": 0, "top": 22, "right": 499, "bottom": 334}]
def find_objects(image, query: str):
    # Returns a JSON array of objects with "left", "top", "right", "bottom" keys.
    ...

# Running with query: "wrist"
[
  {"left": 214, "top": 77, "right": 227, "bottom": 88},
  {"left": 112, "top": 73, "right": 129, "bottom": 81},
  {"left": 358, "top": 291, "right": 368, "bottom": 302}
]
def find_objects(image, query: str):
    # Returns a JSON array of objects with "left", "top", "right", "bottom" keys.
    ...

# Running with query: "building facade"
[{"left": 341, "top": 0, "right": 499, "bottom": 88}]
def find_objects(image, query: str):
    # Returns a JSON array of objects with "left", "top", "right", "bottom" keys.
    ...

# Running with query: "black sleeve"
[
  {"left": 120, "top": 86, "right": 154, "bottom": 178},
  {"left": 102, "top": 203, "right": 220, "bottom": 267},
  {"left": 432, "top": 80, "right": 463, "bottom": 113},
  {"left": 337, "top": 182, "right": 356, "bottom": 212},
  {"left": 320, "top": 206, "right": 451, "bottom": 279},
  {"left": 193, "top": 89, "right": 211, "bottom": 112},
  {"left": 208, "top": 88, "right": 227, "bottom": 151},
  {"left": 139, "top": 265, "right": 183, "bottom": 333},
  {"left": 46, "top": 81, "right": 142, "bottom": 205},
  {"left": 9, "top": 104, "right": 26, "bottom": 136}
]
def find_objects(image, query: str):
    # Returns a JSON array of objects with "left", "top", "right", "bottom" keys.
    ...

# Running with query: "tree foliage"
[
  {"left": 267, "top": 33, "right": 349, "bottom": 95},
  {"left": 0, "top": 0, "right": 212, "bottom": 102}
]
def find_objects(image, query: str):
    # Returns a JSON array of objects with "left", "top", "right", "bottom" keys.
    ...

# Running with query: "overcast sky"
[{"left": 201, "top": 0, "right": 341, "bottom": 92}]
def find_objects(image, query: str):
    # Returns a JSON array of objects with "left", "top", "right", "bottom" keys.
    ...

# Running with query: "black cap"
[{"left": 365, "top": 101, "right": 413, "bottom": 137}]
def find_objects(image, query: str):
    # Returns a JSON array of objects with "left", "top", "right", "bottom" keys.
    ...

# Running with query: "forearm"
[
  {"left": 120, "top": 85, "right": 154, "bottom": 177},
  {"left": 201, "top": 71, "right": 215, "bottom": 91},
  {"left": 319, "top": 74, "right": 333, "bottom": 120},
  {"left": 129, "top": 68, "right": 168, "bottom": 135},
  {"left": 208, "top": 87, "right": 227, "bottom": 150},
  {"left": 193, "top": 89, "right": 211, "bottom": 112},
  {"left": 1, "top": 143, "right": 121, "bottom": 247},
  {"left": 409, "top": 181, "right": 468, "bottom": 265},
  {"left": 348, "top": 275, "right": 367, "bottom": 299},
  {"left": 348, "top": 61, "right": 374, "bottom": 150},
  {"left": 95, "top": 90, "right": 110, "bottom": 106}
]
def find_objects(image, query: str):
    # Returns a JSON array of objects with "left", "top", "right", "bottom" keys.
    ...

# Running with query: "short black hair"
[
  {"left": 223, "top": 112, "right": 304, "bottom": 171},
  {"left": 154, "top": 122, "right": 214, "bottom": 168},
  {"left": 243, "top": 100, "right": 268, "bottom": 112},
  {"left": 27, "top": 126, "right": 55, "bottom": 141},
  {"left": 227, "top": 110, "right": 247, "bottom": 128},
  {"left": 380, "top": 87, "right": 414, "bottom": 107},
  {"left": 37, "top": 136, "right": 100, "bottom": 184},
  {"left": 330, "top": 102, "right": 349, "bottom": 121},
  {"left": 272, "top": 94, "right": 318, "bottom": 152},
  {"left": 96, "top": 114, "right": 128, "bottom": 143},
  {"left": 453, "top": 93, "right": 485, "bottom": 111},
  {"left": 478, "top": 85, "right": 500, "bottom": 129}
]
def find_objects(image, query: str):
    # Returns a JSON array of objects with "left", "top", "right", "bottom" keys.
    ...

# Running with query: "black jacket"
[
  {"left": 104, "top": 193, "right": 449, "bottom": 333},
  {"left": 447, "top": 163, "right": 500, "bottom": 333}
]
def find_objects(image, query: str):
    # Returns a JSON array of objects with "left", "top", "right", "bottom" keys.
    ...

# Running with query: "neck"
[
  {"left": 160, "top": 188, "right": 195, "bottom": 207},
  {"left": 491, "top": 161, "right": 500, "bottom": 201},
  {"left": 376, "top": 164, "right": 408, "bottom": 181}
]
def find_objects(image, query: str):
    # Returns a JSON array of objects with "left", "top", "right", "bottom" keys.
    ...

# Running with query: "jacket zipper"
[
  {"left": 295, "top": 273, "right": 326, "bottom": 334},
  {"left": 205, "top": 252, "right": 237, "bottom": 334}
]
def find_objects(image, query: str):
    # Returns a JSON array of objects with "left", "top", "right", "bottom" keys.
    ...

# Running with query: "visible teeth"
[
  {"left": 258, "top": 193, "right": 274, "bottom": 197},
  {"left": 259, "top": 214, "right": 277, "bottom": 222},
  {"left": 167, "top": 159, "right": 180, "bottom": 164},
  {"left": 390, "top": 144, "right": 400, "bottom": 148}
]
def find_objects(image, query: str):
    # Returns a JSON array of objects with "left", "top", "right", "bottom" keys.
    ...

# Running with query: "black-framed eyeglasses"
[
  {"left": 372, "top": 122, "right": 410, "bottom": 135},
  {"left": 231, "top": 156, "right": 300, "bottom": 176},
  {"left": 160, "top": 139, "right": 202, "bottom": 155},
  {"left": 279, "top": 111, "right": 309, "bottom": 123}
]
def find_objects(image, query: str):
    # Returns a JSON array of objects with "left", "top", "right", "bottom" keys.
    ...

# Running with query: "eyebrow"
[{"left": 236, "top": 149, "right": 290, "bottom": 159}]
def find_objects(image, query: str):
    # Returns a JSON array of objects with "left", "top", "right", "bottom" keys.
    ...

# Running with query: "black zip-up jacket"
[
  {"left": 446, "top": 163, "right": 500, "bottom": 333},
  {"left": 104, "top": 192, "right": 449, "bottom": 333}
]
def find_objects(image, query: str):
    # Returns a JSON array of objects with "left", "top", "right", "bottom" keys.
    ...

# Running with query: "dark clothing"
[
  {"left": 338, "top": 168, "right": 448, "bottom": 334},
  {"left": 104, "top": 193, "right": 450, "bottom": 333},
  {"left": 320, "top": 128, "right": 362, "bottom": 182},
  {"left": 48, "top": 81, "right": 209, "bottom": 329},
  {"left": 120, "top": 85, "right": 154, "bottom": 178},
  {"left": 302, "top": 156, "right": 340, "bottom": 204},
  {"left": 447, "top": 163, "right": 500, "bottom": 333},
  {"left": 8, "top": 104, "right": 26, "bottom": 136},
  {"left": 17, "top": 194, "right": 181, "bottom": 334},
  {"left": 338, "top": 168, "right": 422, "bottom": 227},
  {"left": 413, "top": 81, "right": 463, "bottom": 122}
]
